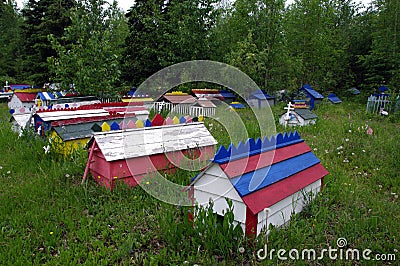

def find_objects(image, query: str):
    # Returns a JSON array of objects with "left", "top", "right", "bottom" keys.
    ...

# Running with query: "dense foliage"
[{"left": 0, "top": 0, "right": 399, "bottom": 95}]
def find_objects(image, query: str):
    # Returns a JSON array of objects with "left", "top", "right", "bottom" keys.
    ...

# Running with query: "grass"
[{"left": 0, "top": 100, "right": 399, "bottom": 265}]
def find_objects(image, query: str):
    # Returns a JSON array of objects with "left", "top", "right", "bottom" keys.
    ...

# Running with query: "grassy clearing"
[{"left": 0, "top": 101, "right": 399, "bottom": 265}]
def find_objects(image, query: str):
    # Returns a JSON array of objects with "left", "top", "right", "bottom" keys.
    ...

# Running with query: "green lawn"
[{"left": 0, "top": 101, "right": 398, "bottom": 265}]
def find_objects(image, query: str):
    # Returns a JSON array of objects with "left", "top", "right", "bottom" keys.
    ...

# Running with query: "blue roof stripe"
[{"left": 230, "top": 152, "right": 320, "bottom": 197}]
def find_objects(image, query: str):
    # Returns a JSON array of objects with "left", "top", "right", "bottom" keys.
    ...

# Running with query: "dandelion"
[
  {"left": 145, "top": 181, "right": 150, "bottom": 185},
  {"left": 238, "top": 247, "right": 245, "bottom": 254},
  {"left": 50, "top": 231, "right": 54, "bottom": 235}
]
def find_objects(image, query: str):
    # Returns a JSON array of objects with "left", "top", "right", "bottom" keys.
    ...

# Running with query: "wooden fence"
[{"left": 366, "top": 95, "right": 393, "bottom": 114}]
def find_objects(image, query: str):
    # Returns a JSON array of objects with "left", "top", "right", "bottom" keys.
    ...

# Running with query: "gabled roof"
[
  {"left": 248, "top": 90, "right": 275, "bottom": 100},
  {"left": 230, "top": 102, "right": 245, "bottom": 109},
  {"left": 195, "top": 99, "right": 216, "bottom": 108},
  {"left": 92, "top": 123, "right": 217, "bottom": 161},
  {"left": 14, "top": 92, "right": 37, "bottom": 102},
  {"left": 299, "top": 84, "right": 324, "bottom": 99},
  {"left": 219, "top": 90, "right": 236, "bottom": 99},
  {"left": 53, "top": 118, "right": 124, "bottom": 141},
  {"left": 192, "top": 131, "right": 328, "bottom": 215},
  {"left": 161, "top": 94, "right": 197, "bottom": 104},
  {"left": 328, "top": 93, "right": 342, "bottom": 104},
  {"left": 294, "top": 109, "right": 318, "bottom": 120}
]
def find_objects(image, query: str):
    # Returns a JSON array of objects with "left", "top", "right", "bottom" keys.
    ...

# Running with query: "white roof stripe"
[{"left": 94, "top": 123, "right": 217, "bottom": 161}]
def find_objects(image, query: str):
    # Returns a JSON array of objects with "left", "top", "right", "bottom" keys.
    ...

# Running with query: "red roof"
[{"left": 14, "top": 92, "right": 37, "bottom": 102}]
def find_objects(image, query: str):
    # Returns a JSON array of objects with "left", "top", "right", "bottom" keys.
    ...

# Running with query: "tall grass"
[{"left": 0, "top": 101, "right": 398, "bottom": 265}]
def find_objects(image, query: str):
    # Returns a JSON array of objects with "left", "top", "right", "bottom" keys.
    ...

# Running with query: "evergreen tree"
[
  {"left": 49, "top": 0, "right": 128, "bottom": 96},
  {"left": 20, "top": 0, "right": 74, "bottom": 86},
  {"left": 0, "top": 0, "right": 22, "bottom": 81}
]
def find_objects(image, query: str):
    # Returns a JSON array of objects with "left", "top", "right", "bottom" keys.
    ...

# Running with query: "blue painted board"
[{"left": 230, "top": 152, "right": 320, "bottom": 197}]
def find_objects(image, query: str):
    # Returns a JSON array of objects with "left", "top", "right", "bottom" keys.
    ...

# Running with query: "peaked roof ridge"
[{"left": 213, "top": 131, "right": 302, "bottom": 163}]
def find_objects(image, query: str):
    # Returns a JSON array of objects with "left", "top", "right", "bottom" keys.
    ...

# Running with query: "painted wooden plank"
[
  {"left": 126, "top": 120, "right": 136, "bottom": 129},
  {"left": 94, "top": 123, "right": 217, "bottom": 161},
  {"left": 185, "top": 116, "right": 192, "bottom": 123},
  {"left": 257, "top": 182, "right": 321, "bottom": 222},
  {"left": 91, "top": 123, "right": 102, "bottom": 132},
  {"left": 101, "top": 122, "right": 111, "bottom": 132},
  {"left": 144, "top": 119, "right": 152, "bottom": 127},
  {"left": 231, "top": 152, "right": 321, "bottom": 197},
  {"left": 220, "top": 142, "right": 311, "bottom": 178},
  {"left": 136, "top": 119, "right": 144, "bottom": 128},
  {"left": 246, "top": 206, "right": 258, "bottom": 235},
  {"left": 110, "top": 121, "right": 120, "bottom": 131},
  {"left": 179, "top": 116, "right": 186, "bottom": 124},
  {"left": 165, "top": 117, "right": 174, "bottom": 125},
  {"left": 193, "top": 166, "right": 242, "bottom": 202},
  {"left": 193, "top": 189, "right": 247, "bottom": 224},
  {"left": 151, "top": 114, "right": 165, "bottom": 126},
  {"left": 256, "top": 184, "right": 321, "bottom": 235},
  {"left": 173, "top": 116, "right": 180, "bottom": 124},
  {"left": 119, "top": 121, "right": 126, "bottom": 130},
  {"left": 242, "top": 163, "right": 328, "bottom": 215}
]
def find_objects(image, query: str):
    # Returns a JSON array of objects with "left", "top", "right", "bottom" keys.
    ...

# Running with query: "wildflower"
[
  {"left": 183, "top": 262, "right": 189, "bottom": 265},
  {"left": 65, "top": 174, "right": 70, "bottom": 178},
  {"left": 366, "top": 127, "right": 373, "bottom": 135},
  {"left": 345, "top": 138, "right": 349, "bottom": 142},
  {"left": 390, "top": 192, "right": 396, "bottom": 196},
  {"left": 394, "top": 249, "right": 398, "bottom": 253},
  {"left": 325, "top": 150, "right": 329, "bottom": 154},
  {"left": 43, "top": 145, "right": 50, "bottom": 154},
  {"left": 337, "top": 146, "right": 343, "bottom": 150},
  {"left": 364, "top": 173, "right": 368, "bottom": 176},
  {"left": 313, "top": 148, "right": 318, "bottom": 151},
  {"left": 375, "top": 168, "right": 380, "bottom": 171},
  {"left": 355, "top": 166, "right": 358, "bottom": 169},
  {"left": 352, "top": 153, "right": 355, "bottom": 156},
  {"left": 50, "top": 231, "right": 54, "bottom": 235},
  {"left": 362, "top": 150, "right": 366, "bottom": 153},
  {"left": 0, "top": 166, "right": 2, "bottom": 170},
  {"left": 343, "top": 159, "right": 349, "bottom": 163},
  {"left": 378, "top": 185, "right": 383, "bottom": 189},
  {"left": 358, "top": 172, "right": 362, "bottom": 175},
  {"left": 238, "top": 247, "right": 245, "bottom": 254},
  {"left": 348, "top": 130, "right": 352, "bottom": 133},
  {"left": 145, "top": 181, "right": 150, "bottom": 185},
  {"left": 395, "top": 195, "right": 399, "bottom": 199}
]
